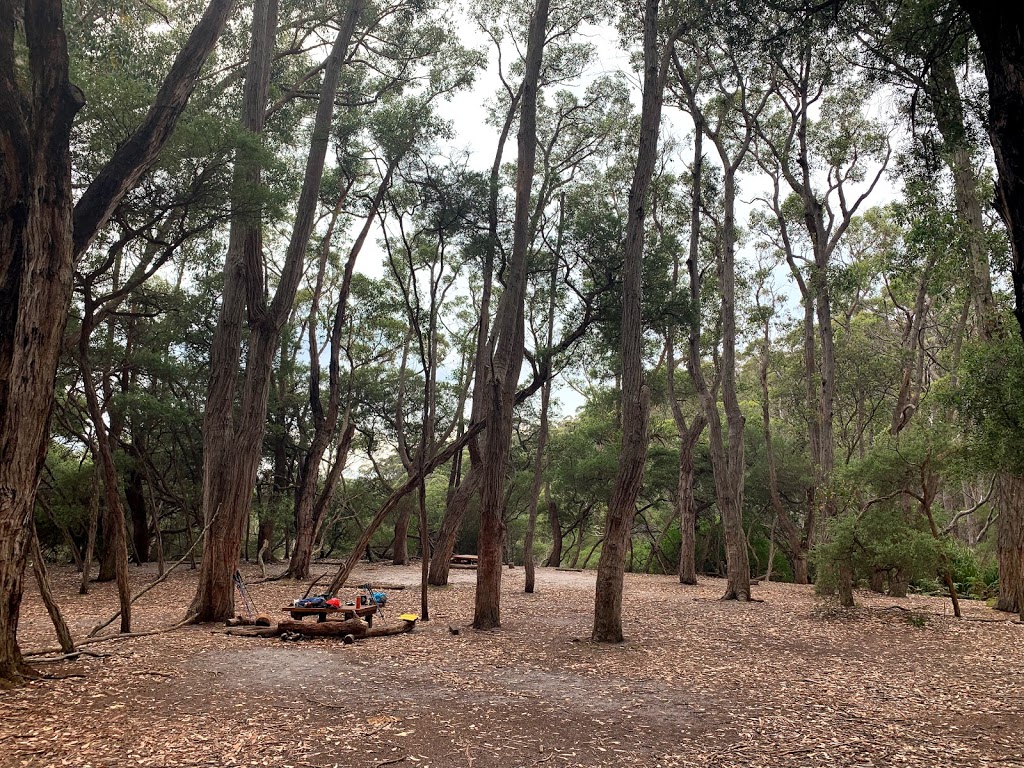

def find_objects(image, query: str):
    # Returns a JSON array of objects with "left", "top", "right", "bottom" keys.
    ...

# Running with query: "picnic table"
[
  {"left": 450, "top": 554, "right": 478, "bottom": 566},
  {"left": 282, "top": 603, "right": 378, "bottom": 626}
]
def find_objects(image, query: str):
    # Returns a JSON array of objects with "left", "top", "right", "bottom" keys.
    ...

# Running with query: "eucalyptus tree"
[
  {"left": 472, "top": 0, "right": 552, "bottom": 629},
  {"left": 426, "top": 0, "right": 613, "bottom": 590},
  {"left": 669, "top": 9, "right": 772, "bottom": 602},
  {"left": 588, "top": 0, "right": 694, "bottom": 639},
  {"left": 193, "top": 0, "right": 479, "bottom": 618},
  {"left": 0, "top": 0, "right": 233, "bottom": 685},
  {"left": 847, "top": 0, "right": 1024, "bottom": 614},
  {"left": 956, "top": 6, "right": 1024, "bottom": 345},
  {"left": 750, "top": 18, "right": 890, "bottom": 604}
]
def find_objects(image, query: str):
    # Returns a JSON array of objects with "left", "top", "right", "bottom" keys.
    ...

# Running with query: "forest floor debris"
[{"left": 2, "top": 563, "right": 1023, "bottom": 767}]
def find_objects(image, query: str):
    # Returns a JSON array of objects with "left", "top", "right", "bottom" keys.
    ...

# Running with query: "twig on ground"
[
  {"left": 27, "top": 649, "right": 109, "bottom": 663},
  {"left": 26, "top": 616, "right": 194, "bottom": 657},
  {"left": 87, "top": 509, "right": 219, "bottom": 636}
]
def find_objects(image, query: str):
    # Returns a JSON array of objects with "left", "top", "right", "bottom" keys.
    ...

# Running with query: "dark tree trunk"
[
  {"left": 593, "top": 0, "right": 675, "bottom": 642},
  {"left": 961, "top": 7, "right": 1024, "bottom": 344},
  {"left": 126, "top": 466, "right": 150, "bottom": 564},
  {"left": 996, "top": 473, "right": 1024, "bottom": 613},
  {"left": 0, "top": 0, "right": 82, "bottom": 686},
  {"left": 193, "top": 0, "right": 363, "bottom": 620},
  {"left": 0, "top": 0, "right": 231, "bottom": 685},
  {"left": 544, "top": 482, "right": 561, "bottom": 567},
  {"left": 474, "top": 0, "right": 550, "bottom": 630}
]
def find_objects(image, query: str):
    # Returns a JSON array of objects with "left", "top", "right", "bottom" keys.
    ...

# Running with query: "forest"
[{"left": 2, "top": 0, "right": 1024, "bottom": 746}]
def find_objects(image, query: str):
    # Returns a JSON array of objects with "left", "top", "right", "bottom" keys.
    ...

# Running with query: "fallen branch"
[
  {"left": 27, "top": 649, "right": 109, "bottom": 663},
  {"left": 26, "top": 616, "right": 194, "bottom": 658},
  {"left": 88, "top": 508, "right": 219, "bottom": 637}
]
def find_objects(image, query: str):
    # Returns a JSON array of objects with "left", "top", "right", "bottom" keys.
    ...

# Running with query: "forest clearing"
[
  {"left": 3, "top": 562, "right": 1021, "bottom": 768},
  {"left": 6, "top": 6, "right": 1024, "bottom": 768}
]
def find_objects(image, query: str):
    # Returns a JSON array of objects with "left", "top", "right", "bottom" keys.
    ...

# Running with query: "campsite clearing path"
[{"left": 2, "top": 563, "right": 1022, "bottom": 767}]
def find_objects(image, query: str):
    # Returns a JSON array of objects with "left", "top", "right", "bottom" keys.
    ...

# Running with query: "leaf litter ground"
[{"left": 2, "top": 563, "right": 1022, "bottom": 767}]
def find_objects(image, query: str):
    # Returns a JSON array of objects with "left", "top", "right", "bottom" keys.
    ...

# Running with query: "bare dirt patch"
[{"left": 2, "top": 563, "right": 1022, "bottom": 767}]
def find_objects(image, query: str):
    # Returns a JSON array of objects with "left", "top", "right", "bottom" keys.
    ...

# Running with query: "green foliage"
[
  {"left": 946, "top": 541, "right": 999, "bottom": 600},
  {"left": 813, "top": 506, "right": 942, "bottom": 595},
  {"left": 955, "top": 336, "right": 1024, "bottom": 475}
]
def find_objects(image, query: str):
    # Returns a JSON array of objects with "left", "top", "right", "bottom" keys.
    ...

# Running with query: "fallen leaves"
[{"left": 2, "top": 563, "right": 1022, "bottom": 767}]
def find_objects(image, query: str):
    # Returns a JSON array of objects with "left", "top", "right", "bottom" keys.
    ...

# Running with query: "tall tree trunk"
[
  {"left": 716, "top": 166, "right": 752, "bottom": 602},
  {"left": 592, "top": 0, "right": 676, "bottom": 642},
  {"left": 192, "top": 0, "right": 278, "bottom": 621},
  {"left": 427, "top": 57, "right": 520, "bottom": 590},
  {"left": 544, "top": 482, "right": 561, "bottom": 567},
  {"left": 524, "top": 248, "right": 559, "bottom": 594},
  {"left": 192, "top": 0, "right": 363, "bottom": 620},
  {"left": 960, "top": 7, "right": 1024, "bottom": 344},
  {"left": 929, "top": 50, "right": 1023, "bottom": 615},
  {"left": 0, "top": 0, "right": 231, "bottom": 686},
  {"left": 996, "top": 473, "right": 1024, "bottom": 613},
  {"left": 473, "top": 0, "right": 550, "bottom": 630}
]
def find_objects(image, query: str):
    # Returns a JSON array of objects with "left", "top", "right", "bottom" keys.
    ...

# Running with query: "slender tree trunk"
[
  {"left": 193, "top": 0, "right": 363, "bottom": 620},
  {"left": 524, "top": 252, "right": 559, "bottom": 593},
  {"left": 544, "top": 482, "right": 561, "bottom": 567},
  {"left": 474, "top": 0, "right": 550, "bottom": 630},
  {"left": 593, "top": 0, "right": 676, "bottom": 641},
  {"left": 80, "top": 468, "right": 100, "bottom": 595},
  {"left": 31, "top": 525, "right": 75, "bottom": 654}
]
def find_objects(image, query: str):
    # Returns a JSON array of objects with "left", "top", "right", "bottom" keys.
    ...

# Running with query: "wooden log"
[
  {"left": 224, "top": 626, "right": 279, "bottom": 638},
  {"left": 224, "top": 615, "right": 417, "bottom": 640},
  {"left": 277, "top": 618, "right": 369, "bottom": 637},
  {"left": 364, "top": 620, "right": 416, "bottom": 638}
]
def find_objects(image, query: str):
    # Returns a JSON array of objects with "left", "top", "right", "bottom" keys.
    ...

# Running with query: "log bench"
[{"left": 282, "top": 603, "right": 378, "bottom": 626}]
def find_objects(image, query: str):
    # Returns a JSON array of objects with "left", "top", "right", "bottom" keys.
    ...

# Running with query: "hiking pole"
[{"left": 233, "top": 570, "right": 255, "bottom": 619}]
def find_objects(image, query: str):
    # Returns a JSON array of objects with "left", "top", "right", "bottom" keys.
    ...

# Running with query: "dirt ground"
[{"left": 2, "top": 561, "right": 1022, "bottom": 768}]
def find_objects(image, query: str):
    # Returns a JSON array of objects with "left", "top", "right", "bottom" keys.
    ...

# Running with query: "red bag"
[{"left": 326, "top": 598, "right": 341, "bottom": 608}]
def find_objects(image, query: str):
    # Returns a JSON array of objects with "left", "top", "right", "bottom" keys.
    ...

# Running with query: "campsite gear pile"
[
  {"left": 291, "top": 596, "right": 342, "bottom": 609},
  {"left": 289, "top": 585, "right": 387, "bottom": 615}
]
